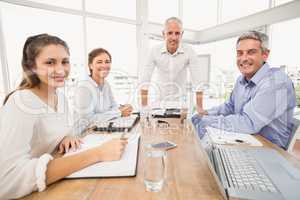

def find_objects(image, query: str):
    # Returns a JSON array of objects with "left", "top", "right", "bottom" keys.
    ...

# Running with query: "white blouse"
[
  {"left": 73, "top": 76, "right": 121, "bottom": 134},
  {"left": 0, "top": 89, "right": 72, "bottom": 199}
]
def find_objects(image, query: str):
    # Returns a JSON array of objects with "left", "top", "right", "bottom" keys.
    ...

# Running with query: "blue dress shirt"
[{"left": 192, "top": 63, "right": 296, "bottom": 148}]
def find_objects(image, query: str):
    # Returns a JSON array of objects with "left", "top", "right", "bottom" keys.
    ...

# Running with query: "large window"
[
  {"left": 194, "top": 37, "right": 239, "bottom": 100},
  {"left": 86, "top": 0, "right": 136, "bottom": 20},
  {"left": 29, "top": 0, "right": 82, "bottom": 10},
  {"left": 269, "top": 18, "right": 300, "bottom": 68},
  {"left": 221, "top": 0, "right": 269, "bottom": 23},
  {"left": 0, "top": 2, "right": 84, "bottom": 89},
  {"left": 86, "top": 18, "right": 137, "bottom": 104},
  {"left": 275, "top": 0, "right": 294, "bottom": 6},
  {"left": 149, "top": 0, "right": 179, "bottom": 24},
  {"left": 269, "top": 17, "right": 300, "bottom": 105},
  {"left": 183, "top": 0, "right": 218, "bottom": 30}
]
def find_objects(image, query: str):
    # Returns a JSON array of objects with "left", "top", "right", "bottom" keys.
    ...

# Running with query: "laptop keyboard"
[{"left": 218, "top": 147, "right": 279, "bottom": 193}]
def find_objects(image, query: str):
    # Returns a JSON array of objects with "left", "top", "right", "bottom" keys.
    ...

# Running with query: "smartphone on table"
[{"left": 151, "top": 141, "right": 177, "bottom": 150}]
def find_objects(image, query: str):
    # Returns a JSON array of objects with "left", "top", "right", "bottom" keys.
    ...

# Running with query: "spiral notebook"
[{"left": 64, "top": 133, "right": 140, "bottom": 178}]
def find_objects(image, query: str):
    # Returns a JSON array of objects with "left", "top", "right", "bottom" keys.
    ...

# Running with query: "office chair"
[{"left": 286, "top": 117, "right": 300, "bottom": 153}]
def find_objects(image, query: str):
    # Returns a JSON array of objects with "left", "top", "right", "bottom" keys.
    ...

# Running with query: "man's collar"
[
  {"left": 160, "top": 44, "right": 184, "bottom": 55},
  {"left": 240, "top": 62, "right": 270, "bottom": 85}
]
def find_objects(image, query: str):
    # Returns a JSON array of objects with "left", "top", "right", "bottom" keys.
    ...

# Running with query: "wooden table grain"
[{"left": 21, "top": 119, "right": 300, "bottom": 200}]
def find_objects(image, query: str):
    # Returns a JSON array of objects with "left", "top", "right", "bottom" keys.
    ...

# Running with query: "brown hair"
[
  {"left": 3, "top": 33, "right": 69, "bottom": 105},
  {"left": 88, "top": 48, "right": 112, "bottom": 75}
]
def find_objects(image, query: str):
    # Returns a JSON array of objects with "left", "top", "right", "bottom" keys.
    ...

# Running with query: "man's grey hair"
[
  {"left": 164, "top": 17, "right": 183, "bottom": 31},
  {"left": 237, "top": 30, "right": 269, "bottom": 52}
]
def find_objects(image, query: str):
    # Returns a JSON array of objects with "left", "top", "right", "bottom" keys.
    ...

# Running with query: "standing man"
[
  {"left": 192, "top": 30, "right": 296, "bottom": 149},
  {"left": 139, "top": 17, "right": 204, "bottom": 106}
]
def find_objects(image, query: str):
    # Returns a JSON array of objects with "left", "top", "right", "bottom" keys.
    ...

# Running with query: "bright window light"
[
  {"left": 149, "top": 0, "right": 179, "bottom": 24},
  {"left": 269, "top": 17, "right": 300, "bottom": 69},
  {"left": 86, "top": 0, "right": 136, "bottom": 20},
  {"left": 0, "top": 3, "right": 84, "bottom": 89},
  {"left": 221, "top": 0, "right": 269, "bottom": 23},
  {"left": 28, "top": 0, "right": 82, "bottom": 10},
  {"left": 194, "top": 37, "right": 239, "bottom": 97},
  {"left": 275, "top": 0, "right": 294, "bottom": 6},
  {"left": 86, "top": 18, "right": 137, "bottom": 104},
  {"left": 183, "top": 0, "right": 218, "bottom": 30}
]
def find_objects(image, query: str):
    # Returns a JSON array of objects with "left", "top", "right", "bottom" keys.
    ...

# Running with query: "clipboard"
[
  {"left": 152, "top": 108, "right": 181, "bottom": 118},
  {"left": 64, "top": 133, "right": 140, "bottom": 178},
  {"left": 93, "top": 114, "right": 140, "bottom": 132}
]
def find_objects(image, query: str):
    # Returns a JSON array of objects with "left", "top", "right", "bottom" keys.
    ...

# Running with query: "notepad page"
[
  {"left": 64, "top": 133, "right": 140, "bottom": 178},
  {"left": 206, "top": 127, "right": 262, "bottom": 146}
]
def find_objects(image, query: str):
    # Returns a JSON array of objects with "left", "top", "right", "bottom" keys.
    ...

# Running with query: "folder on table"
[
  {"left": 152, "top": 108, "right": 181, "bottom": 118},
  {"left": 93, "top": 114, "right": 140, "bottom": 132},
  {"left": 64, "top": 133, "right": 140, "bottom": 178}
]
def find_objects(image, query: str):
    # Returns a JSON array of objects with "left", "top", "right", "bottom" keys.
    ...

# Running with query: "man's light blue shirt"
[{"left": 192, "top": 63, "right": 296, "bottom": 148}]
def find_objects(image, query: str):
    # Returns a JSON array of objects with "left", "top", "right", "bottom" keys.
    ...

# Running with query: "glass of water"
[{"left": 144, "top": 147, "right": 166, "bottom": 192}]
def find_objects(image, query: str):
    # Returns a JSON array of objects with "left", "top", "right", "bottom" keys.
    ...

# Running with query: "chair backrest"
[{"left": 286, "top": 117, "right": 300, "bottom": 152}]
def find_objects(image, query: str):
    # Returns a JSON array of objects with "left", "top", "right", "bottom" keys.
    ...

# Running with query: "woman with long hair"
[{"left": 0, "top": 34, "right": 127, "bottom": 199}]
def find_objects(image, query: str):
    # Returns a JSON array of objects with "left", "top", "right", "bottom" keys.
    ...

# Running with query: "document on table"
[
  {"left": 92, "top": 115, "right": 139, "bottom": 132},
  {"left": 206, "top": 127, "right": 262, "bottom": 146},
  {"left": 64, "top": 133, "right": 140, "bottom": 178}
]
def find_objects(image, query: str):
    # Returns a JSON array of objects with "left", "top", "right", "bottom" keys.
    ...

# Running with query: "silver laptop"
[{"left": 199, "top": 131, "right": 300, "bottom": 200}]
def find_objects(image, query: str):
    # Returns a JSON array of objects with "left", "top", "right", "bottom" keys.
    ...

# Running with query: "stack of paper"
[{"left": 206, "top": 127, "right": 262, "bottom": 146}]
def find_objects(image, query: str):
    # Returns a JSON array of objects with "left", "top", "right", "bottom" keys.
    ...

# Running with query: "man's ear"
[
  {"left": 162, "top": 30, "right": 166, "bottom": 39},
  {"left": 262, "top": 49, "right": 270, "bottom": 61}
]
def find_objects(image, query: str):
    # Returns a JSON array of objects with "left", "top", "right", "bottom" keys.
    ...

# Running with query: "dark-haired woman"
[
  {"left": 0, "top": 34, "right": 127, "bottom": 199},
  {"left": 73, "top": 48, "right": 132, "bottom": 133}
]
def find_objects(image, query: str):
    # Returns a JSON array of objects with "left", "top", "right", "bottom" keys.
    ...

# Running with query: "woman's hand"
[
  {"left": 119, "top": 104, "right": 133, "bottom": 117},
  {"left": 58, "top": 136, "right": 83, "bottom": 154},
  {"left": 96, "top": 138, "right": 128, "bottom": 162}
]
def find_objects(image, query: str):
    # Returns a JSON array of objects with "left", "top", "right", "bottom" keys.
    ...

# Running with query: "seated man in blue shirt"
[{"left": 192, "top": 30, "right": 296, "bottom": 149}]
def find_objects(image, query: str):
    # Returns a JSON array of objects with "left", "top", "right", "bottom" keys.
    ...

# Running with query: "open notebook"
[{"left": 64, "top": 133, "right": 140, "bottom": 178}]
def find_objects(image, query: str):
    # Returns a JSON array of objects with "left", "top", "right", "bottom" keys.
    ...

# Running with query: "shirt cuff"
[
  {"left": 206, "top": 108, "right": 219, "bottom": 116},
  {"left": 35, "top": 154, "right": 53, "bottom": 192}
]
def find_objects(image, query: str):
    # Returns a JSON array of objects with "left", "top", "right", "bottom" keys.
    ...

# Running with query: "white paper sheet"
[
  {"left": 64, "top": 133, "right": 140, "bottom": 178},
  {"left": 206, "top": 127, "right": 262, "bottom": 146}
]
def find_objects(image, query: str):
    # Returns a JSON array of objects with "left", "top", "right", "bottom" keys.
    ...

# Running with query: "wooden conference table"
[{"left": 22, "top": 118, "right": 300, "bottom": 200}]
